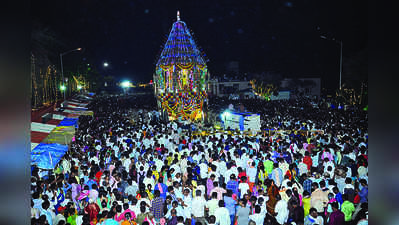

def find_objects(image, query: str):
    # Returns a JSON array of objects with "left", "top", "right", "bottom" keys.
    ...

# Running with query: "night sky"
[{"left": 32, "top": 0, "right": 367, "bottom": 89}]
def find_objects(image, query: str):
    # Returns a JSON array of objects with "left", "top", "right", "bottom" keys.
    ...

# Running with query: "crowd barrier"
[{"left": 188, "top": 127, "right": 324, "bottom": 137}]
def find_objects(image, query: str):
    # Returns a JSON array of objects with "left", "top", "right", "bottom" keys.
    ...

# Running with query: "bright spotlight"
[
  {"left": 60, "top": 85, "right": 66, "bottom": 91},
  {"left": 103, "top": 62, "right": 109, "bottom": 67},
  {"left": 77, "top": 85, "right": 82, "bottom": 90},
  {"left": 121, "top": 81, "right": 131, "bottom": 88},
  {"left": 221, "top": 111, "right": 231, "bottom": 119}
]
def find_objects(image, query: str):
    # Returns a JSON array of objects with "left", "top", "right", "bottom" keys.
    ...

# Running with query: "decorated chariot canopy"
[{"left": 154, "top": 11, "right": 209, "bottom": 121}]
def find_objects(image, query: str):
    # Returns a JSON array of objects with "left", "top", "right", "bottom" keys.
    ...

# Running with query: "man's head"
[
  {"left": 331, "top": 202, "right": 339, "bottom": 211},
  {"left": 332, "top": 186, "right": 339, "bottom": 194},
  {"left": 168, "top": 186, "right": 174, "bottom": 193},
  {"left": 250, "top": 196, "right": 257, "bottom": 203},
  {"left": 125, "top": 212, "right": 132, "bottom": 220},
  {"left": 41, "top": 200, "right": 50, "bottom": 210},
  {"left": 309, "top": 207, "right": 318, "bottom": 218},
  {"left": 183, "top": 188, "right": 190, "bottom": 196},
  {"left": 360, "top": 179, "right": 367, "bottom": 187},
  {"left": 325, "top": 193, "right": 335, "bottom": 204},
  {"left": 208, "top": 215, "right": 216, "bottom": 224},
  {"left": 210, "top": 174, "right": 216, "bottom": 180},
  {"left": 319, "top": 180, "right": 326, "bottom": 188},
  {"left": 165, "top": 195, "right": 172, "bottom": 204}
]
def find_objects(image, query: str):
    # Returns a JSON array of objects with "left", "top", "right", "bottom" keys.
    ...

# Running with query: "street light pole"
[{"left": 59, "top": 48, "right": 82, "bottom": 101}]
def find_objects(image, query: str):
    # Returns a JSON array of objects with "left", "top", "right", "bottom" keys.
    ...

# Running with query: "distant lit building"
[
  {"left": 209, "top": 76, "right": 321, "bottom": 99},
  {"left": 208, "top": 78, "right": 253, "bottom": 98},
  {"left": 280, "top": 77, "right": 321, "bottom": 98}
]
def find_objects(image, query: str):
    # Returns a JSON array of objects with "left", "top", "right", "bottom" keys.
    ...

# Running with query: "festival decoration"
[
  {"left": 250, "top": 79, "right": 278, "bottom": 101},
  {"left": 153, "top": 11, "right": 209, "bottom": 121},
  {"left": 73, "top": 75, "right": 87, "bottom": 90},
  {"left": 31, "top": 52, "right": 60, "bottom": 109}
]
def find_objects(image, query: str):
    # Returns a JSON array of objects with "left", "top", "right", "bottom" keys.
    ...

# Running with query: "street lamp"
[
  {"left": 60, "top": 47, "right": 82, "bottom": 100},
  {"left": 120, "top": 80, "right": 131, "bottom": 95},
  {"left": 103, "top": 62, "right": 109, "bottom": 67},
  {"left": 320, "top": 35, "right": 343, "bottom": 90},
  {"left": 121, "top": 81, "right": 131, "bottom": 88}
]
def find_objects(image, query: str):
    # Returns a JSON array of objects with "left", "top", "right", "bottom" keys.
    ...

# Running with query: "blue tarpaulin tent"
[
  {"left": 57, "top": 118, "right": 79, "bottom": 128},
  {"left": 31, "top": 143, "right": 68, "bottom": 169},
  {"left": 68, "top": 107, "right": 87, "bottom": 111}
]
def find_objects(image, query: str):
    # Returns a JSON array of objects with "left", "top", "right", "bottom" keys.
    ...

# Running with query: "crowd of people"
[{"left": 31, "top": 94, "right": 368, "bottom": 225}]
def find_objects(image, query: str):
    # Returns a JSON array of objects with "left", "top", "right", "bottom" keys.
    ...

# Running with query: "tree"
[
  {"left": 336, "top": 48, "right": 367, "bottom": 106},
  {"left": 250, "top": 71, "right": 282, "bottom": 100}
]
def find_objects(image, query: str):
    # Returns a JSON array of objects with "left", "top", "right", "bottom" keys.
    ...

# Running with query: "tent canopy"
[
  {"left": 31, "top": 143, "right": 68, "bottom": 169},
  {"left": 58, "top": 118, "right": 79, "bottom": 128},
  {"left": 42, "top": 126, "right": 75, "bottom": 145}
]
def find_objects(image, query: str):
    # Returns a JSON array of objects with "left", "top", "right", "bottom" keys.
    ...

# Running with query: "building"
[
  {"left": 208, "top": 78, "right": 253, "bottom": 98},
  {"left": 280, "top": 77, "right": 321, "bottom": 98},
  {"left": 208, "top": 76, "right": 321, "bottom": 100}
]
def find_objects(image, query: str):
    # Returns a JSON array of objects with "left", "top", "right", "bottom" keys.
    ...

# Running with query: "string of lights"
[{"left": 154, "top": 11, "right": 209, "bottom": 121}]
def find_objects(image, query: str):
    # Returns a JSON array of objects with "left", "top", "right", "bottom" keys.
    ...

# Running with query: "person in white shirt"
[
  {"left": 176, "top": 215, "right": 185, "bottom": 225},
  {"left": 206, "top": 192, "right": 219, "bottom": 217},
  {"left": 248, "top": 205, "right": 265, "bottom": 225},
  {"left": 191, "top": 190, "right": 207, "bottom": 225},
  {"left": 179, "top": 155, "right": 188, "bottom": 175},
  {"left": 199, "top": 162, "right": 208, "bottom": 182},
  {"left": 238, "top": 176, "right": 250, "bottom": 199},
  {"left": 180, "top": 188, "right": 192, "bottom": 222},
  {"left": 274, "top": 194, "right": 289, "bottom": 225},
  {"left": 165, "top": 201, "right": 185, "bottom": 220},
  {"left": 122, "top": 155, "right": 131, "bottom": 172},
  {"left": 214, "top": 200, "right": 231, "bottom": 225},
  {"left": 39, "top": 200, "right": 55, "bottom": 225},
  {"left": 143, "top": 173, "right": 155, "bottom": 189},
  {"left": 298, "top": 160, "right": 309, "bottom": 176},
  {"left": 279, "top": 159, "right": 290, "bottom": 176},
  {"left": 246, "top": 162, "right": 257, "bottom": 187}
]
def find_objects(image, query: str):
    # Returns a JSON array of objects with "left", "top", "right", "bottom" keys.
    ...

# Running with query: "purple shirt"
[
  {"left": 328, "top": 210, "right": 345, "bottom": 225},
  {"left": 207, "top": 178, "right": 214, "bottom": 197}
]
